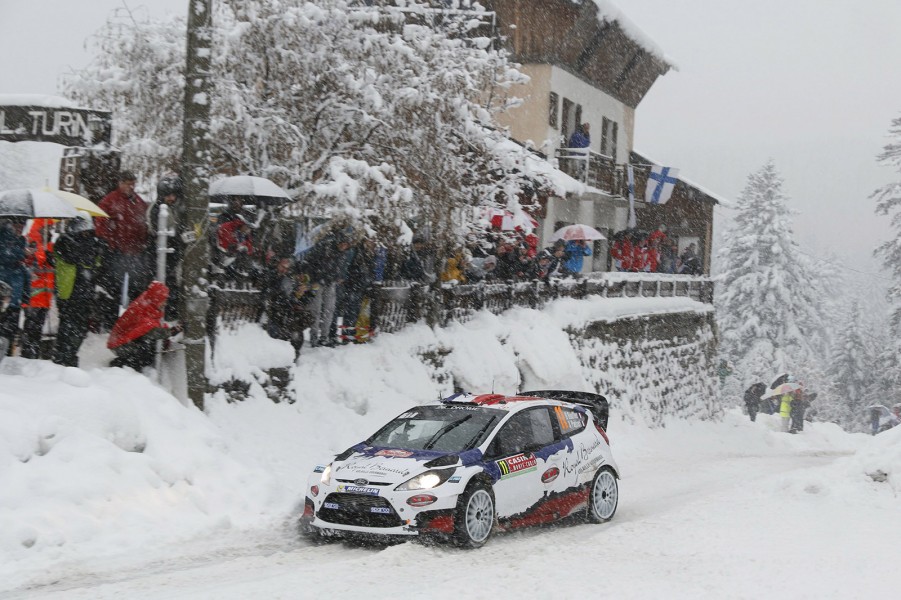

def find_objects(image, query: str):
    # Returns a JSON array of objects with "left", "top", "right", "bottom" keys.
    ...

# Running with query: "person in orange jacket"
[
  {"left": 107, "top": 281, "right": 180, "bottom": 370},
  {"left": 21, "top": 219, "right": 55, "bottom": 359}
]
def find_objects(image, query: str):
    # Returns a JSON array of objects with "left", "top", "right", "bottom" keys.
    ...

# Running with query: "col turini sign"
[{"left": 0, "top": 104, "right": 112, "bottom": 146}]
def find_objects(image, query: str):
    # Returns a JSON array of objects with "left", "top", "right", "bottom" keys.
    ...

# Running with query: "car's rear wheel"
[
  {"left": 453, "top": 482, "right": 495, "bottom": 548},
  {"left": 587, "top": 466, "right": 618, "bottom": 523}
]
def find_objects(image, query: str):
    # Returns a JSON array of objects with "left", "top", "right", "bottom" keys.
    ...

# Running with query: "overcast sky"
[{"left": 1, "top": 0, "right": 900, "bottom": 272}]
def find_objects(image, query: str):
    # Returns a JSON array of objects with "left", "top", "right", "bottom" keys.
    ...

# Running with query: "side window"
[
  {"left": 561, "top": 98, "right": 573, "bottom": 141},
  {"left": 601, "top": 116, "right": 610, "bottom": 156},
  {"left": 553, "top": 406, "right": 587, "bottom": 439},
  {"left": 527, "top": 408, "right": 555, "bottom": 448},
  {"left": 610, "top": 121, "right": 618, "bottom": 161},
  {"left": 488, "top": 408, "right": 555, "bottom": 458},
  {"left": 548, "top": 92, "right": 559, "bottom": 128}
]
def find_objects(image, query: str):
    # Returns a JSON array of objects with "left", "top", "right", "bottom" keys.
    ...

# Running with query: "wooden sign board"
[
  {"left": 59, "top": 147, "right": 121, "bottom": 203},
  {"left": 0, "top": 105, "right": 112, "bottom": 146}
]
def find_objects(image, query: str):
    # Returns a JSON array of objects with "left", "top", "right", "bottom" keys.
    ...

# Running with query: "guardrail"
[{"left": 207, "top": 274, "right": 713, "bottom": 351}]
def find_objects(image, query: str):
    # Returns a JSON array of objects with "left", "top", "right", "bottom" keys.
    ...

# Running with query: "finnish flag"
[{"left": 644, "top": 165, "right": 680, "bottom": 205}]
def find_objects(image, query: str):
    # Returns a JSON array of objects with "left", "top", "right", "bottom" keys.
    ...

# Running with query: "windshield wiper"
[
  {"left": 462, "top": 416, "right": 498, "bottom": 450},
  {"left": 423, "top": 416, "right": 472, "bottom": 450}
]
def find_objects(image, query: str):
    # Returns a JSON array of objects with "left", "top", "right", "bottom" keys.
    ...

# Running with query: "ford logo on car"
[{"left": 354, "top": 478, "right": 369, "bottom": 486}]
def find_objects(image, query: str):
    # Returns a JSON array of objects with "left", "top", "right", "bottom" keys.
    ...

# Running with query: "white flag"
[{"left": 644, "top": 165, "right": 679, "bottom": 205}]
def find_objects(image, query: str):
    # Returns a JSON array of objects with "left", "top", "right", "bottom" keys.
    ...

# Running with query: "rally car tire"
[
  {"left": 587, "top": 466, "right": 618, "bottom": 523},
  {"left": 453, "top": 481, "right": 495, "bottom": 548}
]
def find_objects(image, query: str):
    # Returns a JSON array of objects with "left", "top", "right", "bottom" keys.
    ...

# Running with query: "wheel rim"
[
  {"left": 465, "top": 489, "right": 494, "bottom": 543},
  {"left": 592, "top": 470, "right": 617, "bottom": 520}
]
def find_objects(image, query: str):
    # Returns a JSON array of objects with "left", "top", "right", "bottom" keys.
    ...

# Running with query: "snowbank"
[{"left": 0, "top": 359, "right": 292, "bottom": 590}]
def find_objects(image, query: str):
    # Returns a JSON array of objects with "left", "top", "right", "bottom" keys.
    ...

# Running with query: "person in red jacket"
[
  {"left": 108, "top": 281, "right": 180, "bottom": 370},
  {"left": 95, "top": 171, "right": 151, "bottom": 326},
  {"left": 21, "top": 219, "right": 55, "bottom": 359}
]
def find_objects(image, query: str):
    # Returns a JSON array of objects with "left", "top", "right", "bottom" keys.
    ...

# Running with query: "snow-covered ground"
[{"left": 2, "top": 309, "right": 900, "bottom": 599}]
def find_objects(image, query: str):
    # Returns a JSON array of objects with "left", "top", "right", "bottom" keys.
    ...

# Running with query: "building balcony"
[{"left": 556, "top": 147, "right": 640, "bottom": 198}]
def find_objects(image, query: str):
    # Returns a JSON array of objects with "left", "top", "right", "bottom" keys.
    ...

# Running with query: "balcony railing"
[{"left": 555, "top": 148, "right": 656, "bottom": 199}]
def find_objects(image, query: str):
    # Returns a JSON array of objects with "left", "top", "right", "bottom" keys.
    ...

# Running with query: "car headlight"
[
  {"left": 320, "top": 463, "right": 333, "bottom": 485},
  {"left": 395, "top": 469, "right": 455, "bottom": 492}
]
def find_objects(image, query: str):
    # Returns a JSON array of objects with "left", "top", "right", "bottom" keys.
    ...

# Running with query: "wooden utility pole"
[{"left": 180, "top": 0, "right": 213, "bottom": 410}]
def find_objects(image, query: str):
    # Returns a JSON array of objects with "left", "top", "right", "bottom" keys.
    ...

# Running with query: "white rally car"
[{"left": 299, "top": 390, "right": 619, "bottom": 548}]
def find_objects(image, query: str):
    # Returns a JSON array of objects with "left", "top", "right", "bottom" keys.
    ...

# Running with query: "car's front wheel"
[
  {"left": 453, "top": 482, "right": 495, "bottom": 548},
  {"left": 587, "top": 466, "right": 618, "bottom": 523}
]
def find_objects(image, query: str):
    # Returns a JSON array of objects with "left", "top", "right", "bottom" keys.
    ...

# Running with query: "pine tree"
[
  {"left": 873, "top": 114, "right": 901, "bottom": 332},
  {"left": 715, "top": 161, "right": 830, "bottom": 401},
  {"left": 822, "top": 301, "right": 876, "bottom": 431}
]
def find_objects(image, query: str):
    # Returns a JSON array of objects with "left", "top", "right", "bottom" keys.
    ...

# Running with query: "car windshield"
[{"left": 367, "top": 405, "right": 503, "bottom": 452}]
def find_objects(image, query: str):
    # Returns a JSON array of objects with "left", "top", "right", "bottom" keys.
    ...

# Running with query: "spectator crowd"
[
  {"left": 610, "top": 225, "right": 702, "bottom": 275},
  {"left": 2, "top": 171, "right": 708, "bottom": 369}
]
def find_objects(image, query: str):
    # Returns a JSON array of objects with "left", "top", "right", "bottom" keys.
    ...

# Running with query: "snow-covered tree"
[
  {"left": 715, "top": 161, "right": 830, "bottom": 401},
  {"left": 873, "top": 114, "right": 901, "bottom": 332},
  {"left": 62, "top": 0, "right": 546, "bottom": 257},
  {"left": 820, "top": 301, "right": 877, "bottom": 430},
  {"left": 869, "top": 113, "right": 901, "bottom": 413}
]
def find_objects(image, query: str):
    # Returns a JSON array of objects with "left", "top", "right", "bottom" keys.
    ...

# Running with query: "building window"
[
  {"left": 600, "top": 117, "right": 618, "bottom": 159},
  {"left": 561, "top": 98, "right": 582, "bottom": 144},
  {"left": 611, "top": 121, "right": 618, "bottom": 161},
  {"left": 601, "top": 117, "right": 610, "bottom": 156},
  {"left": 548, "top": 92, "right": 559, "bottom": 128}
]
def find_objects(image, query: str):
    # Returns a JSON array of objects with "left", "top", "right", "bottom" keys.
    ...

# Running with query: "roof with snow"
[
  {"left": 484, "top": 0, "right": 674, "bottom": 108},
  {"left": 582, "top": 0, "right": 675, "bottom": 66}
]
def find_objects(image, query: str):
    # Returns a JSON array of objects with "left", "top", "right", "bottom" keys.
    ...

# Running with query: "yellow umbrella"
[{"left": 41, "top": 187, "right": 109, "bottom": 218}]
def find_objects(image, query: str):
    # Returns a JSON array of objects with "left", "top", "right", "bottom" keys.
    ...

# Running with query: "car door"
[
  {"left": 549, "top": 405, "right": 602, "bottom": 498},
  {"left": 484, "top": 407, "right": 556, "bottom": 520}
]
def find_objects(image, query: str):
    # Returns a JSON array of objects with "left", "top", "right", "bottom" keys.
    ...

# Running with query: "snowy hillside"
[{"left": 2, "top": 300, "right": 900, "bottom": 597}]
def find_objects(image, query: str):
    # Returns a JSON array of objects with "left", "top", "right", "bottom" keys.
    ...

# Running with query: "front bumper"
[
  {"left": 311, "top": 517, "right": 418, "bottom": 537},
  {"left": 304, "top": 489, "right": 460, "bottom": 538}
]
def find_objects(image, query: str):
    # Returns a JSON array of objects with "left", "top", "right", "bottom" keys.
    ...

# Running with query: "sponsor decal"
[
  {"left": 376, "top": 449, "right": 414, "bottom": 458},
  {"left": 496, "top": 453, "right": 537, "bottom": 479},
  {"left": 448, "top": 475, "right": 462, "bottom": 483},
  {"left": 313, "top": 465, "right": 326, "bottom": 473},
  {"left": 337, "top": 485, "right": 380, "bottom": 496},
  {"left": 323, "top": 502, "right": 340, "bottom": 509},
  {"left": 541, "top": 467, "right": 560, "bottom": 484},
  {"left": 563, "top": 438, "right": 604, "bottom": 479},
  {"left": 370, "top": 506, "right": 392, "bottom": 514},
  {"left": 578, "top": 456, "right": 603, "bottom": 475},
  {"left": 336, "top": 458, "right": 411, "bottom": 478}
]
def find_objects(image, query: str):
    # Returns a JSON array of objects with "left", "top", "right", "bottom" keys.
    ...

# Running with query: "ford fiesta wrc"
[{"left": 299, "top": 390, "right": 619, "bottom": 548}]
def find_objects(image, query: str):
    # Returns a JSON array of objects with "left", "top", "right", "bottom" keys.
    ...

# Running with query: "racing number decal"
[{"left": 554, "top": 406, "right": 569, "bottom": 431}]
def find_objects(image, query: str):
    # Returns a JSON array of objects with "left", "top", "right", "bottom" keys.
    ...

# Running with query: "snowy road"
[{"left": 9, "top": 414, "right": 899, "bottom": 600}]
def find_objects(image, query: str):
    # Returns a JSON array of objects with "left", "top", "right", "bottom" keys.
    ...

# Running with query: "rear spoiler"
[{"left": 519, "top": 390, "right": 610, "bottom": 430}]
